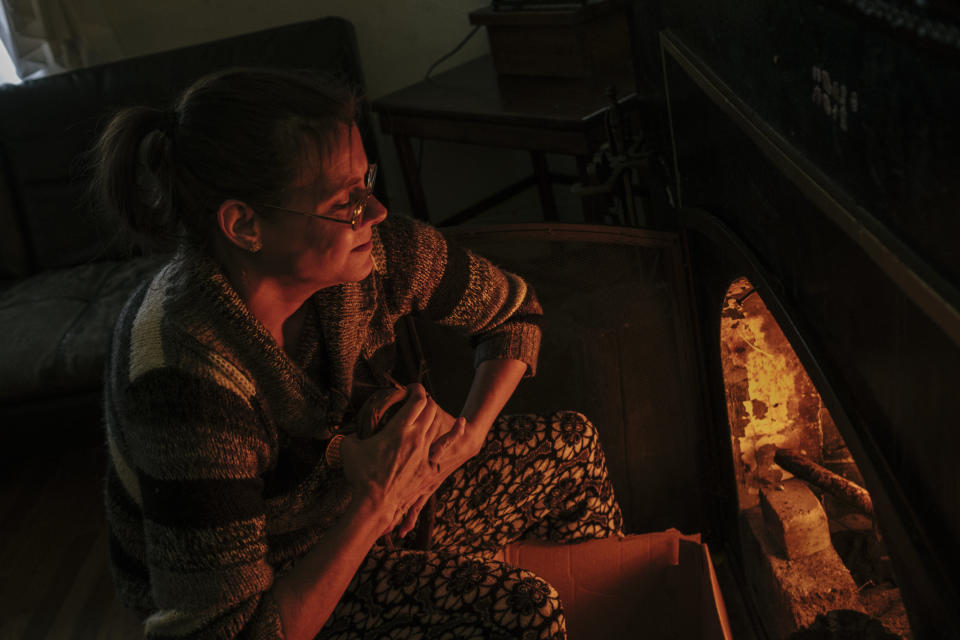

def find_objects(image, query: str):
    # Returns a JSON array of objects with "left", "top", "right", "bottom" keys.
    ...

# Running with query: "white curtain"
[{"left": 0, "top": 0, "right": 120, "bottom": 81}]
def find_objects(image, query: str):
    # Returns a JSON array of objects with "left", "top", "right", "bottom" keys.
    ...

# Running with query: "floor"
[{"left": 0, "top": 440, "right": 142, "bottom": 639}]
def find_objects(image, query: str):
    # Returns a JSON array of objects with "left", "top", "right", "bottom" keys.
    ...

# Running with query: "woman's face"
[{"left": 256, "top": 123, "right": 387, "bottom": 291}]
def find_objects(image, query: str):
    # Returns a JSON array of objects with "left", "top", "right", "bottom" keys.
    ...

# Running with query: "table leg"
[
  {"left": 393, "top": 135, "right": 430, "bottom": 222},
  {"left": 531, "top": 151, "right": 558, "bottom": 221},
  {"left": 576, "top": 155, "right": 606, "bottom": 224}
]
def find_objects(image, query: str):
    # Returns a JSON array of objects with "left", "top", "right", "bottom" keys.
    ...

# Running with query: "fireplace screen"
[{"left": 720, "top": 276, "right": 911, "bottom": 638}]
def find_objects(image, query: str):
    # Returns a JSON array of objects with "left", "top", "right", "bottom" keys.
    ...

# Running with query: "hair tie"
[{"left": 161, "top": 108, "right": 179, "bottom": 138}]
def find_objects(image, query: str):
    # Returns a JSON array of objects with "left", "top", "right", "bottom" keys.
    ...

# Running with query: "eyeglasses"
[{"left": 256, "top": 164, "right": 377, "bottom": 231}]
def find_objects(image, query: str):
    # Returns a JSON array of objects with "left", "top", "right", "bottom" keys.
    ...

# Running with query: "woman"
[{"left": 98, "top": 68, "right": 622, "bottom": 640}]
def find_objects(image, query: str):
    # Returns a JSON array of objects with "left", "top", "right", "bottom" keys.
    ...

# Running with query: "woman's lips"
[{"left": 352, "top": 240, "right": 372, "bottom": 252}]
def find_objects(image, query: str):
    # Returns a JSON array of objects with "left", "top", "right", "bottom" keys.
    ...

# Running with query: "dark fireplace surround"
[{"left": 656, "top": 2, "right": 960, "bottom": 635}]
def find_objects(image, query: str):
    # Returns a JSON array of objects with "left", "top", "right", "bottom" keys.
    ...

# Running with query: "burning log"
[{"left": 774, "top": 448, "right": 874, "bottom": 516}]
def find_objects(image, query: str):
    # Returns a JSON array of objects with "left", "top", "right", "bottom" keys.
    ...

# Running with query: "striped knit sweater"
[{"left": 103, "top": 214, "right": 542, "bottom": 639}]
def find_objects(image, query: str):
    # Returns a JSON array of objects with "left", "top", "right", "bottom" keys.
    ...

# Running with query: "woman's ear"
[{"left": 216, "top": 200, "right": 263, "bottom": 253}]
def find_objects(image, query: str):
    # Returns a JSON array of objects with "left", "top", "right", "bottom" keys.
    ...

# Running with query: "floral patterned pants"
[{"left": 316, "top": 411, "right": 624, "bottom": 640}]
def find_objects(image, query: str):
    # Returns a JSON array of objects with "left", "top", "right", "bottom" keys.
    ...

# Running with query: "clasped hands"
[{"left": 339, "top": 384, "right": 479, "bottom": 540}]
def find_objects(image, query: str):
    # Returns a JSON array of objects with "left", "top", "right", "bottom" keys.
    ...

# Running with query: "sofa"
[{"left": 0, "top": 17, "right": 381, "bottom": 442}]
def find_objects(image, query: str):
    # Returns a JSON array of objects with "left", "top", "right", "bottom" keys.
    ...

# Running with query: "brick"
[{"left": 760, "top": 478, "right": 832, "bottom": 560}]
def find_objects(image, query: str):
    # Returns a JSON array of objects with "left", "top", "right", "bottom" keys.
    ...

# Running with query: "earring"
[{"left": 248, "top": 239, "right": 262, "bottom": 253}]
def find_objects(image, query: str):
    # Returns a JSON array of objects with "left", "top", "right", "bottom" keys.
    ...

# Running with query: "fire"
[{"left": 720, "top": 277, "right": 833, "bottom": 510}]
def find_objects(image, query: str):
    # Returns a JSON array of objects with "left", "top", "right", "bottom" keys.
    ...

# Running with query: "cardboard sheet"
[{"left": 499, "top": 529, "right": 732, "bottom": 639}]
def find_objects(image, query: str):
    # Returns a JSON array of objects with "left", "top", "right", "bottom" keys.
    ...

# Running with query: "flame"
[{"left": 720, "top": 277, "right": 833, "bottom": 510}]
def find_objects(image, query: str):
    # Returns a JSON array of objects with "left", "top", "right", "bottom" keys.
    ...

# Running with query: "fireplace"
[
  {"left": 659, "top": 1, "right": 960, "bottom": 635},
  {"left": 720, "top": 276, "right": 911, "bottom": 636}
]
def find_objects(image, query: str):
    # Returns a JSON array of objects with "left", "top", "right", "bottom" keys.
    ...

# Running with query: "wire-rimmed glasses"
[{"left": 256, "top": 164, "right": 377, "bottom": 231}]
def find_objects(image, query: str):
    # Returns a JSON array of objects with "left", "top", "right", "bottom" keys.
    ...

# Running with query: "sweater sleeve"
[
  {"left": 377, "top": 215, "right": 543, "bottom": 376},
  {"left": 115, "top": 367, "right": 286, "bottom": 639}
]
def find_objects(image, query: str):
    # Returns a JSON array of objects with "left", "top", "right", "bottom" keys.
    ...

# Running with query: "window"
[
  {"left": 0, "top": 39, "right": 21, "bottom": 84},
  {"left": 0, "top": 6, "right": 21, "bottom": 84}
]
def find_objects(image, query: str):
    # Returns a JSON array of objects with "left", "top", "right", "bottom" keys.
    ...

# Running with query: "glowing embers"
[{"left": 719, "top": 277, "right": 911, "bottom": 639}]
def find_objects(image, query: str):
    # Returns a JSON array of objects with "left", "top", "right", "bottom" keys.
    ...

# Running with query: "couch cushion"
[
  {"left": 0, "top": 257, "right": 165, "bottom": 402},
  {"left": 0, "top": 153, "right": 31, "bottom": 279}
]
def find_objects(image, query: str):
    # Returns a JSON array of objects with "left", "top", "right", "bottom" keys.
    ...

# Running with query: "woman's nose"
[{"left": 362, "top": 195, "right": 388, "bottom": 227}]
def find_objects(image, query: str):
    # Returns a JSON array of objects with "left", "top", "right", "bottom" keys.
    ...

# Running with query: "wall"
[
  {"left": 95, "top": 0, "right": 489, "bottom": 100},
  {"left": 89, "top": 0, "right": 542, "bottom": 221}
]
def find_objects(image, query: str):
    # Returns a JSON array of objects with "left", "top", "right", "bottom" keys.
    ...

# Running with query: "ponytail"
[{"left": 92, "top": 105, "right": 182, "bottom": 251}]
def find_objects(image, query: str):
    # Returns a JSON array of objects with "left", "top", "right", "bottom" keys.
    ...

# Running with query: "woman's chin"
[
  {"left": 348, "top": 253, "right": 376, "bottom": 282},
  {"left": 298, "top": 251, "right": 376, "bottom": 290}
]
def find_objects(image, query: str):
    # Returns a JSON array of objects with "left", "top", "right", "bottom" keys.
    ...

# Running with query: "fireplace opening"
[{"left": 719, "top": 277, "right": 912, "bottom": 639}]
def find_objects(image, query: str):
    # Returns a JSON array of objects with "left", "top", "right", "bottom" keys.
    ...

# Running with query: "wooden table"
[{"left": 372, "top": 55, "right": 638, "bottom": 225}]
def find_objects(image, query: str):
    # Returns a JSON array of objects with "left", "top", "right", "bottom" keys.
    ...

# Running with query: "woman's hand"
[
  {"left": 386, "top": 358, "right": 529, "bottom": 536},
  {"left": 393, "top": 410, "right": 481, "bottom": 538},
  {"left": 429, "top": 415, "right": 480, "bottom": 478},
  {"left": 339, "top": 384, "right": 448, "bottom": 535}
]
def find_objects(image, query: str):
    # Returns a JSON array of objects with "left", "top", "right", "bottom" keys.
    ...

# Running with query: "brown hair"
[{"left": 92, "top": 68, "right": 358, "bottom": 251}]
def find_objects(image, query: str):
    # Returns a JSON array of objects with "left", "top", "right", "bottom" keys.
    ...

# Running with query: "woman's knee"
[
  {"left": 491, "top": 565, "right": 566, "bottom": 638},
  {"left": 418, "top": 555, "right": 566, "bottom": 638},
  {"left": 550, "top": 410, "right": 602, "bottom": 456}
]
